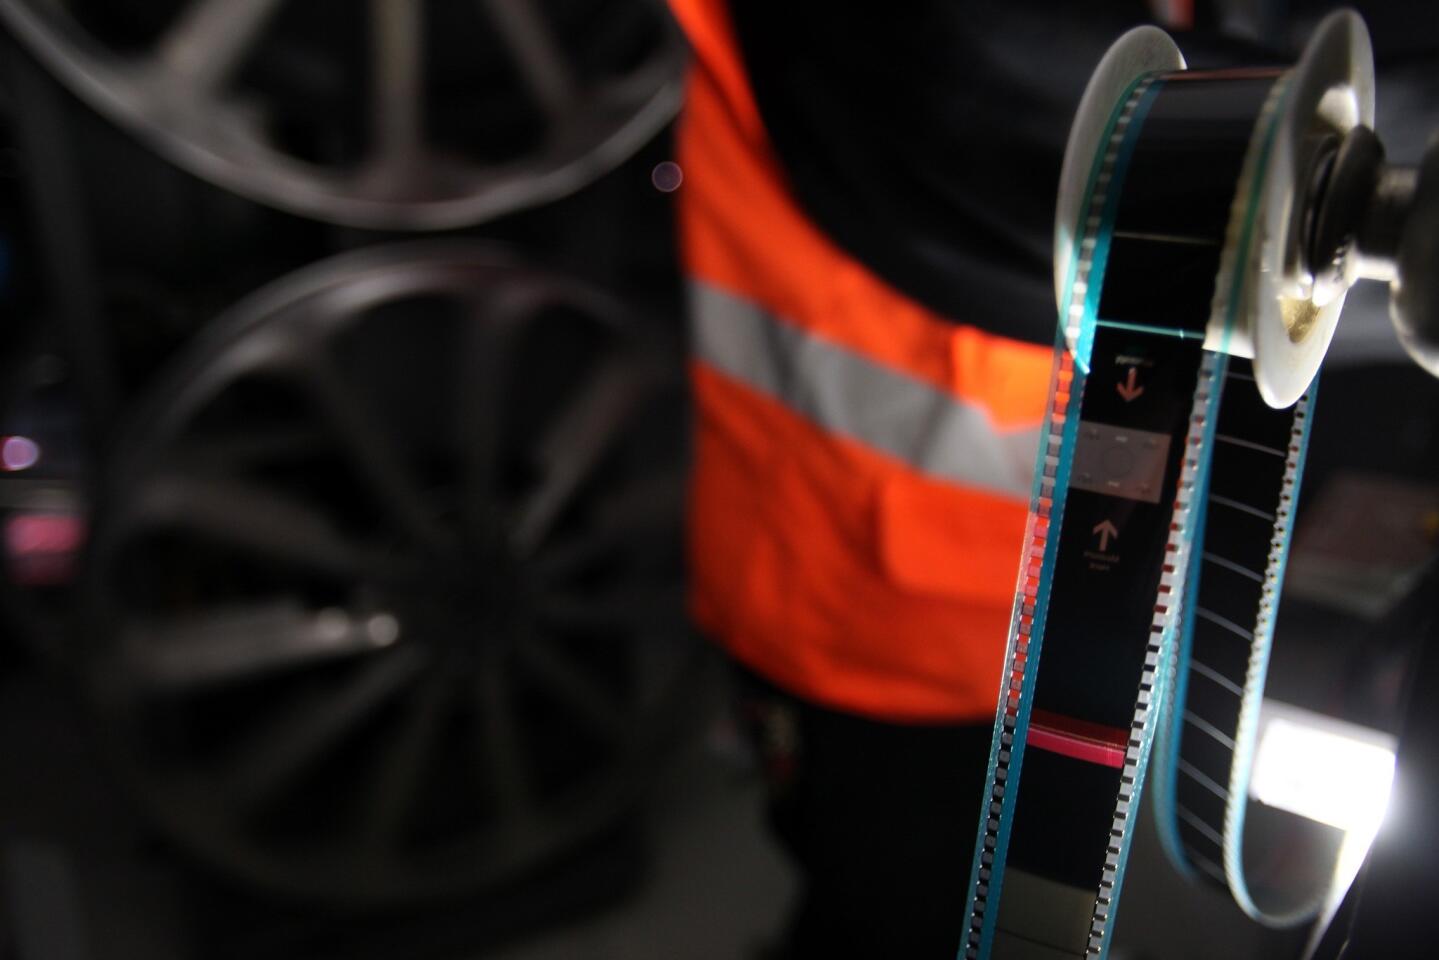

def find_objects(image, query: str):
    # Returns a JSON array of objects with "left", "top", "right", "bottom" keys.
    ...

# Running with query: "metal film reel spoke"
[
  {"left": 472, "top": 666, "right": 537, "bottom": 830},
  {"left": 368, "top": 0, "right": 425, "bottom": 173},
  {"left": 217, "top": 647, "right": 431, "bottom": 818},
  {"left": 121, "top": 599, "right": 403, "bottom": 693},
  {"left": 528, "top": 462, "right": 683, "bottom": 585},
  {"left": 483, "top": 0, "right": 580, "bottom": 119},
  {"left": 110, "top": 469, "right": 406, "bottom": 693},
  {"left": 511, "top": 350, "right": 649, "bottom": 556},
  {"left": 130, "top": 469, "right": 381, "bottom": 580},
  {"left": 300, "top": 351, "right": 454, "bottom": 554},
  {"left": 155, "top": 0, "right": 285, "bottom": 93},
  {"left": 513, "top": 628, "right": 634, "bottom": 744},
  {"left": 84, "top": 242, "right": 693, "bottom": 902},
  {"left": 356, "top": 670, "right": 457, "bottom": 857},
  {"left": 453, "top": 290, "right": 522, "bottom": 546},
  {"left": 0, "top": 0, "right": 685, "bottom": 228}
]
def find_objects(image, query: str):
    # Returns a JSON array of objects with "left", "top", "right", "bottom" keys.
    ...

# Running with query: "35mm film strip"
[{"left": 962, "top": 12, "right": 1373, "bottom": 959}]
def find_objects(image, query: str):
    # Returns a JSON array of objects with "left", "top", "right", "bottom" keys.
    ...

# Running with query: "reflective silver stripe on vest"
[{"left": 690, "top": 282, "right": 1040, "bottom": 500}]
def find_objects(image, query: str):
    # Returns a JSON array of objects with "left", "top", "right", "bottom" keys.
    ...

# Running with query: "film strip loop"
[
  {"left": 1144, "top": 11, "right": 1373, "bottom": 928},
  {"left": 959, "top": 51, "right": 1322, "bottom": 960},
  {"left": 965, "top": 11, "right": 1373, "bottom": 957},
  {"left": 963, "top": 72, "right": 1161, "bottom": 960},
  {"left": 1153, "top": 371, "right": 1329, "bottom": 927}
]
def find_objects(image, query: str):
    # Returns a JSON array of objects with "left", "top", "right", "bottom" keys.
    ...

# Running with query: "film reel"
[
  {"left": 0, "top": 0, "right": 684, "bottom": 230},
  {"left": 963, "top": 11, "right": 1372, "bottom": 958},
  {"left": 78, "top": 242, "right": 698, "bottom": 903}
]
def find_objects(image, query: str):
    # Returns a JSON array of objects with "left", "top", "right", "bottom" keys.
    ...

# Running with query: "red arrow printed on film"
[{"left": 1116, "top": 367, "right": 1145, "bottom": 402}]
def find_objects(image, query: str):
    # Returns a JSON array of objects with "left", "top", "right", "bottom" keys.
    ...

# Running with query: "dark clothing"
[
  {"left": 726, "top": 1, "right": 1154, "bottom": 346},
  {"left": 725, "top": 2, "right": 1439, "bottom": 346},
  {"left": 734, "top": 667, "right": 994, "bottom": 959}
]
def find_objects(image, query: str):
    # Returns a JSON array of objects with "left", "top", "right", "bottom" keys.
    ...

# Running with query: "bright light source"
[
  {"left": 1, "top": 435, "right": 40, "bottom": 471},
  {"left": 1249, "top": 699, "right": 1396, "bottom": 835},
  {"left": 1254, "top": 701, "right": 1402, "bottom": 957}
]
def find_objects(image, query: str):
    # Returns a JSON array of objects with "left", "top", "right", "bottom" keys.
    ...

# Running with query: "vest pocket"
[{"left": 875, "top": 474, "right": 1029, "bottom": 606}]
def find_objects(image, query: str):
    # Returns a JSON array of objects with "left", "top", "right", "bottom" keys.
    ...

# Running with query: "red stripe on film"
[{"left": 1027, "top": 709, "right": 1128, "bottom": 769}]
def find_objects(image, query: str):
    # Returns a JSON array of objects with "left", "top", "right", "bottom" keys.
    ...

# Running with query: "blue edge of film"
[
  {"left": 1152, "top": 380, "right": 1319, "bottom": 910},
  {"left": 961, "top": 74, "right": 1165, "bottom": 960},
  {"left": 1147, "top": 69, "right": 1320, "bottom": 919},
  {"left": 1224, "top": 385, "right": 1315, "bottom": 919},
  {"left": 965, "top": 57, "right": 1322, "bottom": 954}
]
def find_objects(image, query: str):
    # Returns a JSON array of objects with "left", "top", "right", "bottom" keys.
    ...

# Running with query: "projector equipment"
[{"left": 963, "top": 10, "right": 1438, "bottom": 957}]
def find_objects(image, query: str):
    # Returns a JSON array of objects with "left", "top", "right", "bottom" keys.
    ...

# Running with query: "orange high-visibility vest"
[{"left": 671, "top": 0, "right": 1054, "bottom": 723}]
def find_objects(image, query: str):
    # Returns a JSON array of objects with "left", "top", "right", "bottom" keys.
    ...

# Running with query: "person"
[
  {"left": 664, "top": 1, "right": 1391, "bottom": 955},
  {"left": 665, "top": 1, "right": 1159, "bottom": 955}
]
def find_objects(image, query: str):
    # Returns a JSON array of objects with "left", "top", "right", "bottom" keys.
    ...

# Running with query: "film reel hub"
[
  {"left": 1245, "top": 10, "right": 1372, "bottom": 409},
  {"left": 1055, "top": 12, "right": 1374, "bottom": 409},
  {"left": 1302, "top": 121, "right": 1439, "bottom": 377}
]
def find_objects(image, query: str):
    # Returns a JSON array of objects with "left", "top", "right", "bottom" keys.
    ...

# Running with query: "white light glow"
[
  {"left": 1253, "top": 701, "right": 1401, "bottom": 958},
  {"left": 1249, "top": 700, "right": 1396, "bottom": 835},
  {"left": 1, "top": 435, "right": 40, "bottom": 471}
]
